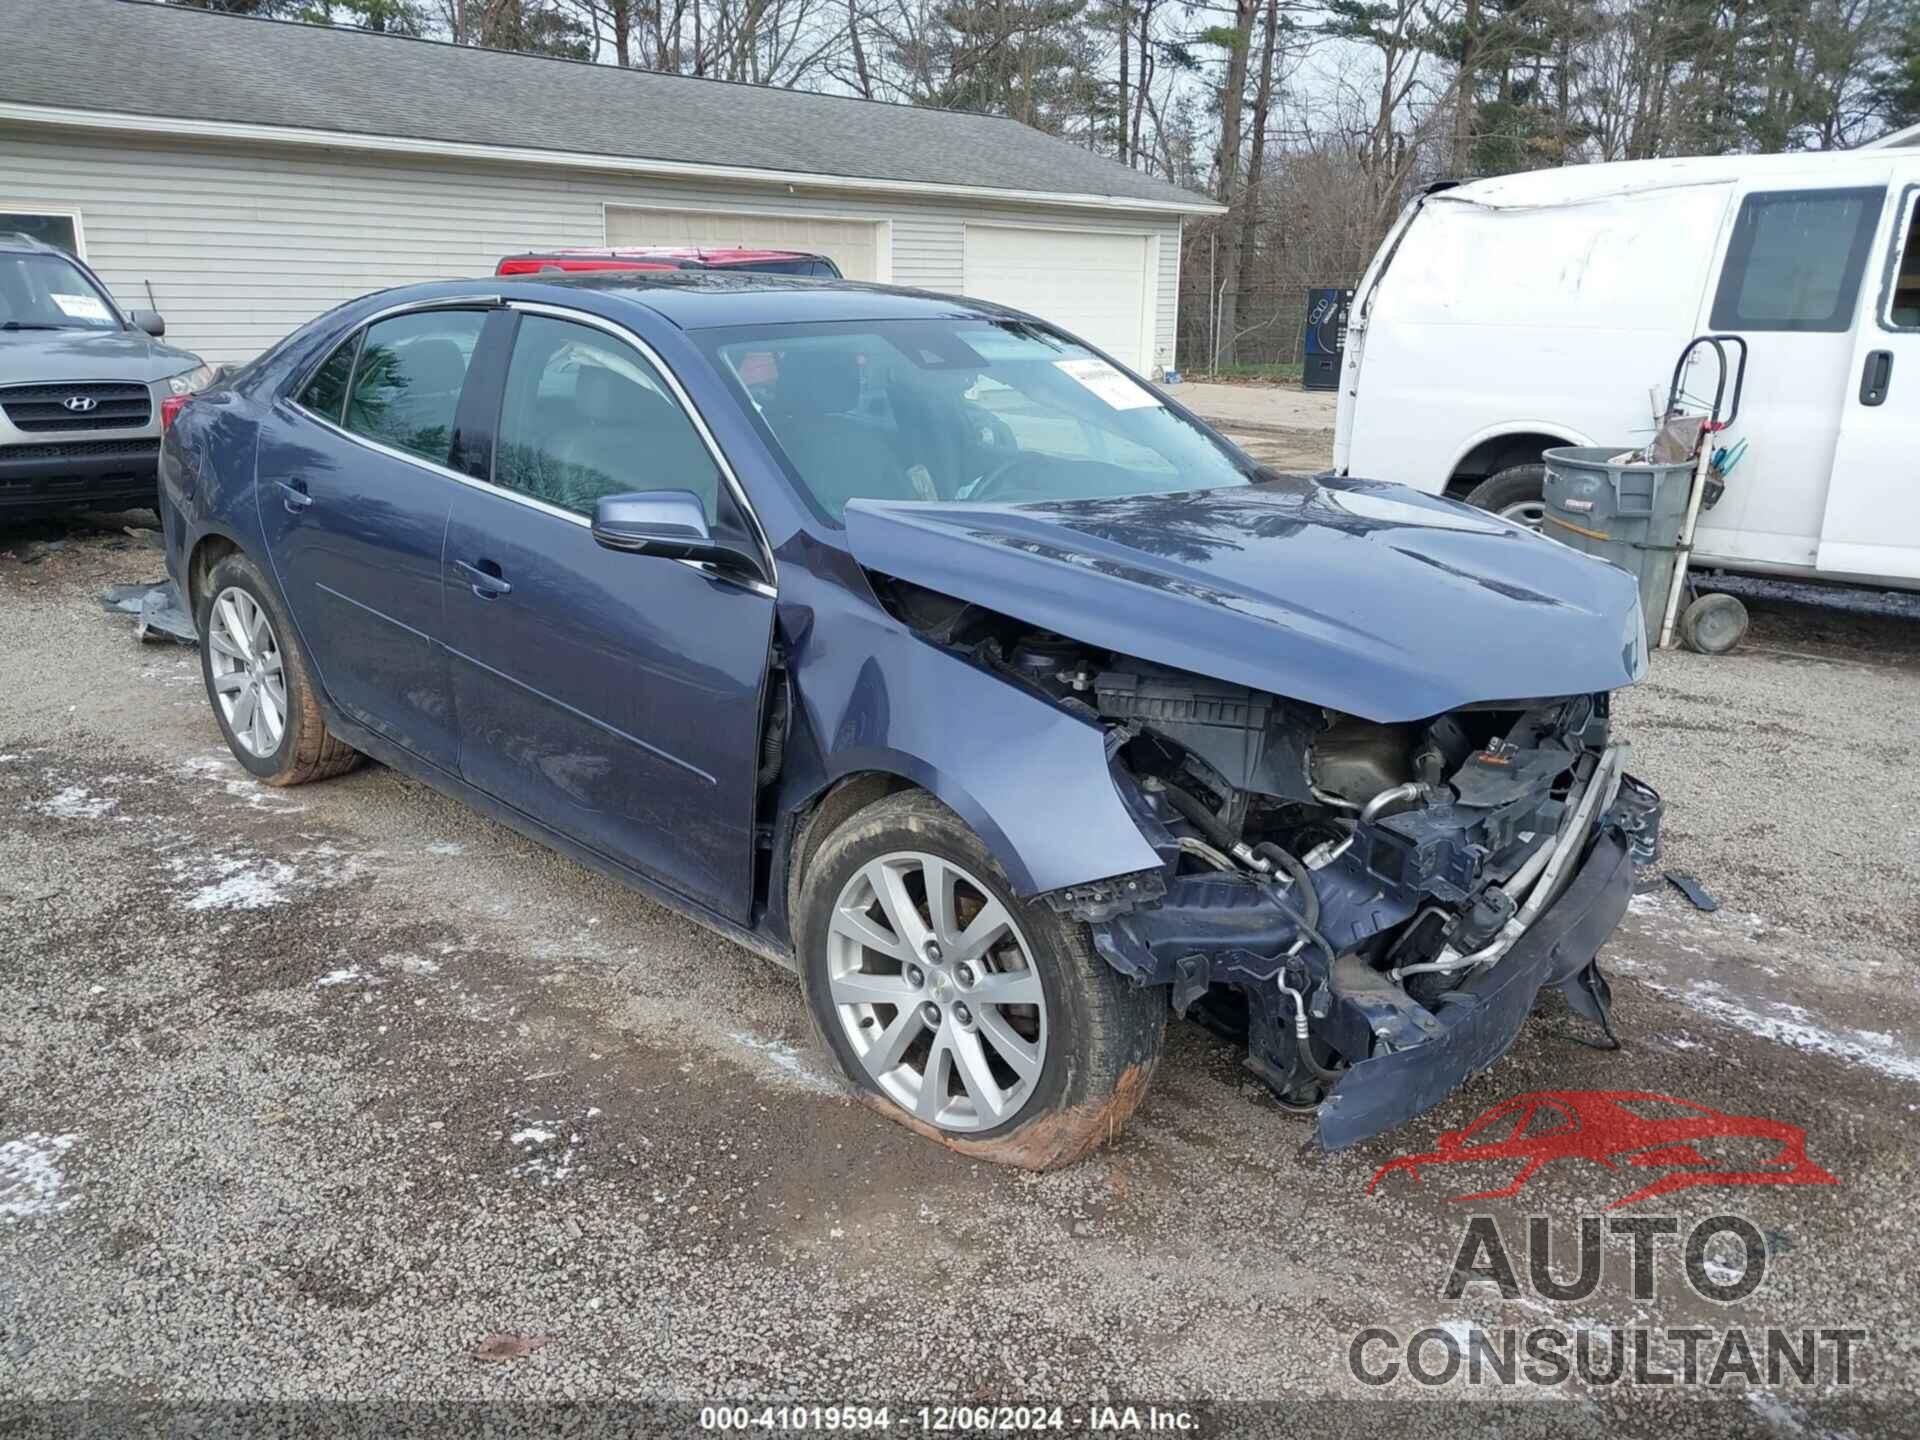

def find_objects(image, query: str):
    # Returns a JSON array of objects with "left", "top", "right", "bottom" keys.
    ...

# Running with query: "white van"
[{"left": 1333, "top": 145, "right": 1920, "bottom": 588}]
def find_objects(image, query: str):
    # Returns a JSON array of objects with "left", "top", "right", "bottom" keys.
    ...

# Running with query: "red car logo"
[{"left": 1368, "top": 1090, "right": 1839, "bottom": 1210}]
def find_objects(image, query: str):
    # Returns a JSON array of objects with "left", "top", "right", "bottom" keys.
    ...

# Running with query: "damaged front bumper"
[
  {"left": 1315, "top": 826, "right": 1631, "bottom": 1149},
  {"left": 1083, "top": 759, "right": 1661, "bottom": 1151}
]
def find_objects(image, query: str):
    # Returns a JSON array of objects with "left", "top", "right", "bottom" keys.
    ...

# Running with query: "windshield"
[
  {"left": 0, "top": 252, "right": 121, "bottom": 331},
  {"left": 700, "top": 319, "right": 1256, "bottom": 520}
]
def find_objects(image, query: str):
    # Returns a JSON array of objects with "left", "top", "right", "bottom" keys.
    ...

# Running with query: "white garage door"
[
  {"left": 963, "top": 226, "right": 1151, "bottom": 371},
  {"left": 605, "top": 206, "right": 880, "bottom": 281}
]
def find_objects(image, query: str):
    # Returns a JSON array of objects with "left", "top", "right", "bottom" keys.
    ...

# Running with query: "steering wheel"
[{"left": 966, "top": 451, "right": 1048, "bottom": 503}]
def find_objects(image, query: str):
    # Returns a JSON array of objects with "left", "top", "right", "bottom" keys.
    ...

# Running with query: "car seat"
[
  {"left": 765, "top": 349, "right": 919, "bottom": 516},
  {"left": 548, "top": 364, "right": 720, "bottom": 516}
]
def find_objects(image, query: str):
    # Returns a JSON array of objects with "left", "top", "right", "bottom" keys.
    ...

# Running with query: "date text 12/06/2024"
[{"left": 699, "top": 1405, "right": 1199, "bottom": 1432}]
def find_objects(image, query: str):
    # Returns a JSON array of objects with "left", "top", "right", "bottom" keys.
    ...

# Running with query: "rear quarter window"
[{"left": 1710, "top": 187, "right": 1885, "bottom": 333}]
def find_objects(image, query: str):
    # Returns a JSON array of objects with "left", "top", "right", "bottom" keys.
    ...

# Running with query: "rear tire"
[
  {"left": 796, "top": 790, "right": 1166, "bottom": 1169},
  {"left": 1464, "top": 463, "right": 1548, "bottom": 530},
  {"left": 197, "top": 551, "right": 361, "bottom": 786}
]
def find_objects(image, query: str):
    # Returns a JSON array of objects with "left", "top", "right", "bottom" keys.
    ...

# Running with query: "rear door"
[
  {"left": 440, "top": 306, "right": 775, "bottom": 920},
  {"left": 1818, "top": 174, "right": 1920, "bottom": 581},
  {"left": 256, "top": 305, "right": 490, "bottom": 767},
  {"left": 1690, "top": 176, "right": 1890, "bottom": 573}
]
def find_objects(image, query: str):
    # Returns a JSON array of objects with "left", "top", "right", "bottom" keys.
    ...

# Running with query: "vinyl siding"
[{"left": 0, "top": 125, "right": 1185, "bottom": 373}]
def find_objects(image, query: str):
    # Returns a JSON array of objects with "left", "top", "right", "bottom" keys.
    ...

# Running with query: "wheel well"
[
  {"left": 185, "top": 534, "right": 241, "bottom": 619},
  {"left": 1445, "top": 433, "right": 1568, "bottom": 499},
  {"left": 782, "top": 771, "right": 917, "bottom": 942}
]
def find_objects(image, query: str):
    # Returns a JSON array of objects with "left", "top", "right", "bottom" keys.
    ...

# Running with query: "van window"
[
  {"left": 1710, "top": 187, "right": 1885, "bottom": 333},
  {"left": 1887, "top": 190, "right": 1920, "bottom": 331}
]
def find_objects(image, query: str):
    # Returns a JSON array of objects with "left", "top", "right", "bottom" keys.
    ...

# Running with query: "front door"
[
  {"left": 441, "top": 309, "right": 775, "bottom": 920},
  {"left": 1689, "top": 176, "right": 1891, "bottom": 574},
  {"left": 1819, "top": 177, "right": 1920, "bottom": 582},
  {"left": 255, "top": 306, "right": 490, "bottom": 767}
]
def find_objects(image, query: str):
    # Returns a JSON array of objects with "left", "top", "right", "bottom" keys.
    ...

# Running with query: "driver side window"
[{"left": 493, "top": 315, "right": 723, "bottom": 521}]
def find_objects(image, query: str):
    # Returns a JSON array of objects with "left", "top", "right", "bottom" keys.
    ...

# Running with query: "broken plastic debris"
[
  {"left": 1664, "top": 871, "right": 1719, "bottom": 912},
  {"left": 99, "top": 578, "right": 196, "bottom": 645}
]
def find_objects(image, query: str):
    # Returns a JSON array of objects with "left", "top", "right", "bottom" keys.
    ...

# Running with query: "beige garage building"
[{"left": 0, "top": 0, "right": 1219, "bottom": 372}]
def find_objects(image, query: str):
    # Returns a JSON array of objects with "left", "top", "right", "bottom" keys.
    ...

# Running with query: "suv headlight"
[{"left": 164, "top": 363, "right": 218, "bottom": 396}]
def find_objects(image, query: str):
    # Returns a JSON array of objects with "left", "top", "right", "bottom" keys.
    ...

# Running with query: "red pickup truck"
[{"left": 496, "top": 247, "right": 842, "bottom": 278}]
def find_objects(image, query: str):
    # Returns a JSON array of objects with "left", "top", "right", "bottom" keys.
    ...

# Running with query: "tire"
[
  {"left": 796, "top": 790, "right": 1166, "bottom": 1169},
  {"left": 1679, "top": 591, "right": 1749, "bottom": 655},
  {"left": 196, "top": 550, "right": 361, "bottom": 786},
  {"left": 1464, "top": 463, "right": 1548, "bottom": 530}
]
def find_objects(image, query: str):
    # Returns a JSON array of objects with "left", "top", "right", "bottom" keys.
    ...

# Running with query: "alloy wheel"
[
  {"left": 206, "top": 586, "right": 288, "bottom": 759},
  {"left": 825, "top": 851, "right": 1048, "bottom": 1131}
]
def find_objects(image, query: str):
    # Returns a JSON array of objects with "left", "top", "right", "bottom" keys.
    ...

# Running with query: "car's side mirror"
[
  {"left": 129, "top": 310, "right": 166, "bottom": 337},
  {"left": 591, "top": 490, "right": 767, "bottom": 584}
]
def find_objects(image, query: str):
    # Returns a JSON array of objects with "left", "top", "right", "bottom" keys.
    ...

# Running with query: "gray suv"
[{"left": 1, "top": 232, "right": 214, "bottom": 515}]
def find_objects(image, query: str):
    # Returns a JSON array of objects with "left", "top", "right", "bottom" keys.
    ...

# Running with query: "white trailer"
[{"left": 1334, "top": 148, "right": 1920, "bottom": 589}]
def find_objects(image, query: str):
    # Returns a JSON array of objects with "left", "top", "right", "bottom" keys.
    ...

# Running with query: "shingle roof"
[{"left": 2, "top": 0, "right": 1217, "bottom": 212}]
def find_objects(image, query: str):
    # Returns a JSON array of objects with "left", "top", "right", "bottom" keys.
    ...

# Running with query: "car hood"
[
  {"left": 843, "top": 477, "right": 1647, "bottom": 723},
  {"left": 0, "top": 328, "right": 203, "bottom": 385}
]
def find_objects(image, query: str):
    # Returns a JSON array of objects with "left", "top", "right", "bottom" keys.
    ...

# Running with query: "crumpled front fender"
[{"left": 783, "top": 582, "right": 1162, "bottom": 898}]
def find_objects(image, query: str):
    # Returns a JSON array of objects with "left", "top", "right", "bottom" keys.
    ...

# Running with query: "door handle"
[
  {"left": 1861, "top": 349, "right": 1893, "bottom": 407},
  {"left": 278, "top": 478, "right": 312, "bottom": 513},
  {"left": 454, "top": 558, "right": 512, "bottom": 599}
]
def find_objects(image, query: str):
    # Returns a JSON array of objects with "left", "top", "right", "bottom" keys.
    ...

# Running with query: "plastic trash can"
[{"left": 1542, "top": 446, "right": 1693, "bottom": 652}]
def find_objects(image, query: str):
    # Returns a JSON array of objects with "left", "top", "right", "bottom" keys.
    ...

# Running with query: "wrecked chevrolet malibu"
[{"left": 161, "top": 273, "right": 1660, "bottom": 1167}]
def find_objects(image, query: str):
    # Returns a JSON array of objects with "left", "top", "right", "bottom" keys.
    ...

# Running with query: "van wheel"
[
  {"left": 796, "top": 791, "right": 1166, "bottom": 1170},
  {"left": 197, "top": 551, "right": 361, "bottom": 786},
  {"left": 1465, "top": 463, "right": 1547, "bottom": 530}
]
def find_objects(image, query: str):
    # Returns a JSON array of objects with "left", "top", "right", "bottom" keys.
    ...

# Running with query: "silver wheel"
[
  {"left": 1500, "top": 499, "right": 1546, "bottom": 530},
  {"left": 206, "top": 585, "right": 287, "bottom": 759},
  {"left": 825, "top": 851, "right": 1048, "bottom": 1132}
]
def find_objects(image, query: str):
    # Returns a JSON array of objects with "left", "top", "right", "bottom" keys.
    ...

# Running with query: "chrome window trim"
[
  {"left": 504, "top": 299, "right": 778, "bottom": 591},
  {"left": 280, "top": 295, "right": 778, "bottom": 599},
  {"left": 285, "top": 295, "right": 502, "bottom": 402}
]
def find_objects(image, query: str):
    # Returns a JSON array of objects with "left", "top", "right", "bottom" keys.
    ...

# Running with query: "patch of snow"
[
  {"left": 37, "top": 786, "right": 116, "bottom": 820},
  {"left": 179, "top": 756, "right": 306, "bottom": 813},
  {"left": 510, "top": 1127, "right": 558, "bottom": 1146},
  {"left": 427, "top": 842, "right": 465, "bottom": 856},
  {"left": 183, "top": 856, "right": 297, "bottom": 911},
  {"left": 1655, "top": 978, "right": 1920, "bottom": 1085},
  {"left": 727, "top": 1031, "right": 838, "bottom": 1094},
  {"left": 0, "top": 1133, "right": 80, "bottom": 1221},
  {"left": 1745, "top": 1392, "right": 1807, "bottom": 1435},
  {"left": 316, "top": 966, "right": 365, "bottom": 987}
]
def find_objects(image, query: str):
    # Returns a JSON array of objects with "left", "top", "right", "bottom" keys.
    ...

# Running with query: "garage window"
[{"left": 0, "top": 211, "right": 82, "bottom": 256}]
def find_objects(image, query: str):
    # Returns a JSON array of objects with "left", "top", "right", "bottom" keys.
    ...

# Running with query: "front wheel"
[
  {"left": 797, "top": 791, "right": 1166, "bottom": 1169},
  {"left": 1464, "top": 462, "right": 1548, "bottom": 531}
]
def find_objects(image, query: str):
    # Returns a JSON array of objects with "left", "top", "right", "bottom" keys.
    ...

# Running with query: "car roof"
[{"left": 465, "top": 270, "right": 1027, "bottom": 331}]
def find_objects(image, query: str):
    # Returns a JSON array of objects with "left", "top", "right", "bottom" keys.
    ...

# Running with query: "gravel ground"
[{"left": 1, "top": 511, "right": 1917, "bottom": 1438}]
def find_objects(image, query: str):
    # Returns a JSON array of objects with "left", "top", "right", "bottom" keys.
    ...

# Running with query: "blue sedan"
[{"left": 160, "top": 274, "right": 1659, "bottom": 1164}]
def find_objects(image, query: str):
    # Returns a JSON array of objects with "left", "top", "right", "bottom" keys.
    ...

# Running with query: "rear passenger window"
[
  {"left": 297, "top": 333, "right": 359, "bottom": 424},
  {"left": 1710, "top": 187, "right": 1885, "bottom": 333},
  {"left": 343, "top": 309, "right": 486, "bottom": 466},
  {"left": 493, "top": 314, "right": 724, "bottom": 520}
]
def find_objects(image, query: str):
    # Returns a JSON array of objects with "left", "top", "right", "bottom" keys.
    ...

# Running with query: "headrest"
[
  {"left": 575, "top": 363, "right": 660, "bottom": 423},
  {"left": 399, "top": 337, "right": 468, "bottom": 394},
  {"left": 777, "top": 348, "right": 860, "bottom": 417}
]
